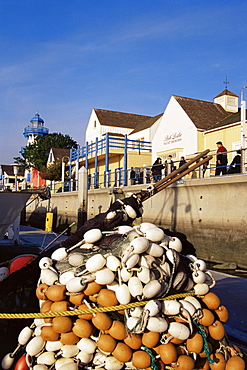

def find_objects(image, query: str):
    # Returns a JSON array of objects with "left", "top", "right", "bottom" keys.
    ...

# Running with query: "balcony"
[{"left": 23, "top": 126, "right": 49, "bottom": 137}]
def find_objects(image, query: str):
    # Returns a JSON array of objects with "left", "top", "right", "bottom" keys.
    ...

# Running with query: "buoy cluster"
[{"left": 1, "top": 223, "right": 245, "bottom": 370}]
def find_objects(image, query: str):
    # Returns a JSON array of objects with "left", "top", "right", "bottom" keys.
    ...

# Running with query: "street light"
[
  {"left": 240, "top": 86, "right": 247, "bottom": 173},
  {"left": 62, "top": 156, "right": 70, "bottom": 192},
  {"left": 13, "top": 164, "right": 19, "bottom": 191}
]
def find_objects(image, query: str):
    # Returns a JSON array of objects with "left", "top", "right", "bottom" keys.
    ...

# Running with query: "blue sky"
[{"left": 1, "top": 0, "right": 247, "bottom": 163}]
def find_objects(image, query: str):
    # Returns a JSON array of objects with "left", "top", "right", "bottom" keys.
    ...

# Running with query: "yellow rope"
[{"left": 0, "top": 292, "right": 195, "bottom": 319}]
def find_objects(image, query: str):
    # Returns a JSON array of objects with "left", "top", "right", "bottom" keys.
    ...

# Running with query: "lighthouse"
[
  {"left": 23, "top": 113, "right": 49, "bottom": 187},
  {"left": 23, "top": 112, "right": 49, "bottom": 145}
]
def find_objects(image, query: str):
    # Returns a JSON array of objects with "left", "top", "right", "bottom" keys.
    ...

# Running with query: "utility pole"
[{"left": 240, "top": 86, "right": 247, "bottom": 173}]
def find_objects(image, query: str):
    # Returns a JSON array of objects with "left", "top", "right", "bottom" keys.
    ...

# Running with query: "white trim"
[{"left": 203, "top": 121, "right": 241, "bottom": 135}]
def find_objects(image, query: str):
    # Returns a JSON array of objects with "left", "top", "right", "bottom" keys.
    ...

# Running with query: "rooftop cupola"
[{"left": 214, "top": 89, "right": 239, "bottom": 113}]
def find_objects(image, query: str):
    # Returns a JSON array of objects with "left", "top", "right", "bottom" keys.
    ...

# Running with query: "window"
[
  {"left": 227, "top": 97, "right": 236, "bottom": 106},
  {"left": 94, "top": 120, "right": 97, "bottom": 128}
]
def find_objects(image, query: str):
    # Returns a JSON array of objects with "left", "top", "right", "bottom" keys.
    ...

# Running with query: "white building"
[
  {"left": 80, "top": 89, "right": 243, "bottom": 184},
  {"left": 151, "top": 93, "right": 234, "bottom": 162},
  {"left": 128, "top": 113, "right": 163, "bottom": 143},
  {"left": 85, "top": 108, "right": 151, "bottom": 143}
]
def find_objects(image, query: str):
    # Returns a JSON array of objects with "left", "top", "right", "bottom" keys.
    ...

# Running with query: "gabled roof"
[
  {"left": 173, "top": 95, "right": 232, "bottom": 130},
  {"left": 214, "top": 89, "right": 238, "bottom": 99},
  {"left": 131, "top": 113, "right": 163, "bottom": 134},
  {"left": 0, "top": 165, "right": 24, "bottom": 176},
  {"left": 50, "top": 148, "right": 70, "bottom": 161},
  {"left": 94, "top": 108, "right": 151, "bottom": 129}
]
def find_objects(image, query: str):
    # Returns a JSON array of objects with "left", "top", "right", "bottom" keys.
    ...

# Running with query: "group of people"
[
  {"left": 150, "top": 142, "right": 241, "bottom": 183},
  {"left": 130, "top": 167, "right": 144, "bottom": 185},
  {"left": 130, "top": 142, "right": 241, "bottom": 185},
  {"left": 215, "top": 141, "right": 241, "bottom": 175},
  {"left": 151, "top": 155, "right": 182, "bottom": 182}
]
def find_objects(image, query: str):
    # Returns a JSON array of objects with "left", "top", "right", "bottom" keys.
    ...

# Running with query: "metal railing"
[
  {"left": 48, "top": 148, "right": 247, "bottom": 192},
  {"left": 70, "top": 135, "right": 152, "bottom": 162},
  {"left": 23, "top": 127, "right": 49, "bottom": 136}
]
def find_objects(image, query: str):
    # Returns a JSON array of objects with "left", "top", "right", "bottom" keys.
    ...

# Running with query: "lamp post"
[
  {"left": 62, "top": 156, "right": 69, "bottom": 192},
  {"left": 240, "top": 86, "right": 247, "bottom": 173},
  {"left": 13, "top": 165, "right": 19, "bottom": 191},
  {"left": 0, "top": 166, "right": 3, "bottom": 189}
]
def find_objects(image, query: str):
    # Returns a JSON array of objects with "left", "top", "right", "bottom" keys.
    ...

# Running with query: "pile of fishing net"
[{"left": 1, "top": 222, "right": 245, "bottom": 370}]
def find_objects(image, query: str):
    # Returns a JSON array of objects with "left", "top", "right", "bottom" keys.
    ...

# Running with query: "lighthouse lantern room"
[{"left": 23, "top": 112, "right": 49, "bottom": 145}]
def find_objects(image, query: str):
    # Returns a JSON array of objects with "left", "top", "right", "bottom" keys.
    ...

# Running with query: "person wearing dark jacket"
[
  {"left": 178, "top": 156, "right": 187, "bottom": 174},
  {"left": 227, "top": 150, "right": 241, "bottom": 174},
  {"left": 179, "top": 156, "right": 187, "bottom": 168},
  {"left": 151, "top": 158, "right": 164, "bottom": 182},
  {"left": 130, "top": 167, "right": 136, "bottom": 185},
  {"left": 215, "top": 141, "right": 228, "bottom": 176}
]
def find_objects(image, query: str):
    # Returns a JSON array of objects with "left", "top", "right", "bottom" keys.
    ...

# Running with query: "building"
[
  {"left": 23, "top": 113, "right": 49, "bottom": 188},
  {"left": 0, "top": 164, "right": 25, "bottom": 190},
  {"left": 77, "top": 109, "right": 154, "bottom": 187},
  {"left": 68, "top": 89, "right": 246, "bottom": 187},
  {"left": 47, "top": 148, "right": 71, "bottom": 165},
  {"left": 151, "top": 91, "right": 237, "bottom": 163},
  {"left": 150, "top": 89, "right": 247, "bottom": 176},
  {"left": 203, "top": 91, "right": 244, "bottom": 159},
  {"left": 85, "top": 108, "right": 151, "bottom": 143},
  {"left": 23, "top": 112, "right": 49, "bottom": 145},
  {"left": 46, "top": 148, "right": 71, "bottom": 192},
  {"left": 128, "top": 113, "right": 163, "bottom": 143}
]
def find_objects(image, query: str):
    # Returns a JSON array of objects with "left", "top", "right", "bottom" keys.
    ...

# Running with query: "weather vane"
[{"left": 223, "top": 76, "right": 229, "bottom": 89}]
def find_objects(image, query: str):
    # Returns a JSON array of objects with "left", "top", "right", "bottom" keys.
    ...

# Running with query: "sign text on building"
[{"left": 164, "top": 132, "right": 182, "bottom": 145}]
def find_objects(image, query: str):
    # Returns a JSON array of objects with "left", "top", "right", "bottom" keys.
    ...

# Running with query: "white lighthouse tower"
[
  {"left": 23, "top": 113, "right": 49, "bottom": 186},
  {"left": 23, "top": 112, "right": 49, "bottom": 145}
]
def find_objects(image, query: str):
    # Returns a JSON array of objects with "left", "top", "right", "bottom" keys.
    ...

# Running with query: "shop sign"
[{"left": 164, "top": 132, "right": 182, "bottom": 145}]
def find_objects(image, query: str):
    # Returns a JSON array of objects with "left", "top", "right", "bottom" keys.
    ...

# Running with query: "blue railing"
[
  {"left": 69, "top": 134, "right": 152, "bottom": 188},
  {"left": 55, "top": 147, "right": 247, "bottom": 193},
  {"left": 23, "top": 126, "right": 49, "bottom": 137},
  {"left": 70, "top": 135, "right": 152, "bottom": 162}
]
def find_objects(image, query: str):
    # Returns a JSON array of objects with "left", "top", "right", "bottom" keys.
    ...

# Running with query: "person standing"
[
  {"left": 130, "top": 167, "right": 136, "bottom": 185},
  {"left": 215, "top": 141, "right": 228, "bottom": 176},
  {"left": 179, "top": 156, "right": 187, "bottom": 169},
  {"left": 151, "top": 158, "right": 164, "bottom": 182},
  {"left": 138, "top": 168, "right": 144, "bottom": 184},
  {"left": 202, "top": 156, "right": 210, "bottom": 177},
  {"left": 227, "top": 150, "right": 241, "bottom": 174},
  {"left": 179, "top": 156, "right": 187, "bottom": 167},
  {"left": 165, "top": 155, "right": 175, "bottom": 176}
]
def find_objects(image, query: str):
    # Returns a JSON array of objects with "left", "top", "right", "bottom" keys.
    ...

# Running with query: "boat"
[
  {"left": 0, "top": 191, "right": 32, "bottom": 241},
  {"left": 0, "top": 187, "right": 51, "bottom": 243}
]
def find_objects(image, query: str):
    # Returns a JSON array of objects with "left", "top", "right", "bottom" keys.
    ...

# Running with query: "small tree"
[
  {"left": 41, "top": 160, "right": 63, "bottom": 181},
  {"left": 14, "top": 133, "right": 78, "bottom": 172}
]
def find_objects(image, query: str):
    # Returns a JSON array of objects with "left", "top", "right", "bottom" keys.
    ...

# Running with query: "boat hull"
[{"left": 0, "top": 192, "right": 32, "bottom": 241}]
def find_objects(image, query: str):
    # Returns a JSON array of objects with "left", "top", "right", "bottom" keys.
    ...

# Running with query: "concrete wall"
[
  {"left": 25, "top": 174, "right": 247, "bottom": 269},
  {"left": 141, "top": 176, "right": 247, "bottom": 269}
]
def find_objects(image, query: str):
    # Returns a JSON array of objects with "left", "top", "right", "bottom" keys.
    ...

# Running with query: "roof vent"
[{"left": 214, "top": 89, "right": 238, "bottom": 113}]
